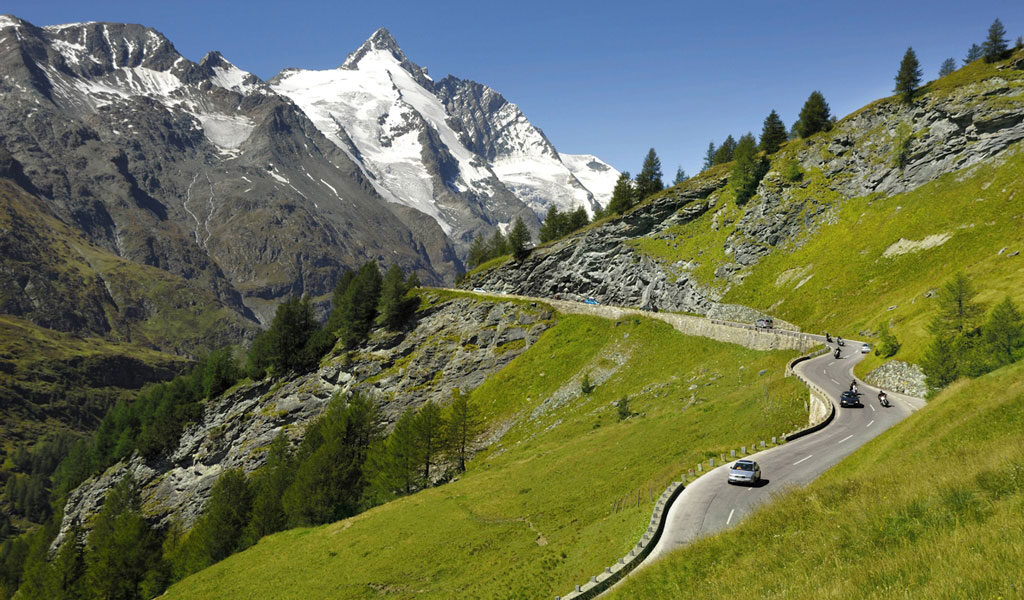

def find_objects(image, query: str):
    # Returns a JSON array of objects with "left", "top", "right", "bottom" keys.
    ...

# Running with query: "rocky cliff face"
[
  {"left": 54, "top": 295, "right": 553, "bottom": 547},
  {"left": 466, "top": 174, "right": 729, "bottom": 314},
  {"left": 466, "top": 56, "right": 1024, "bottom": 316}
]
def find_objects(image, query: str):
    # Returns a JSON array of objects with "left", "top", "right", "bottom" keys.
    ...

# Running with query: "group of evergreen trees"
[
  {"left": 2, "top": 388, "right": 483, "bottom": 599},
  {"left": 0, "top": 261, "right": 425, "bottom": 599},
  {"left": 466, "top": 216, "right": 533, "bottom": 269},
  {"left": 605, "top": 148, "right": 664, "bottom": 215},
  {"left": 538, "top": 205, "right": 588, "bottom": 243},
  {"left": 921, "top": 274, "right": 1024, "bottom": 393}
]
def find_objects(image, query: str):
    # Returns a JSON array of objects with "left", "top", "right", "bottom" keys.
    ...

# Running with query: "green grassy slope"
[
  {"left": 607, "top": 358, "right": 1024, "bottom": 599},
  {"left": 165, "top": 314, "right": 809, "bottom": 599}
]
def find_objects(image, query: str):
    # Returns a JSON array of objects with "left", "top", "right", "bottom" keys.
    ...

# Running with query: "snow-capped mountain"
[
  {"left": 0, "top": 16, "right": 616, "bottom": 331},
  {"left": 0, "top": 15, "right": 458, "bottom": 326},
  {"left": 271, "top": 28, "right": 618, "bottom": 236}
]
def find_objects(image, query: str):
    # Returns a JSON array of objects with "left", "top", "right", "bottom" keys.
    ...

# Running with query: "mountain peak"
[{"left": 340, "top": 27, "right": 430, "bottom": 83}]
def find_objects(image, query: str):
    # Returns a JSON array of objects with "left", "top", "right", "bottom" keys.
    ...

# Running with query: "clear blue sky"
[{"left": 7, "top": 1, "right": 1024, "bottom": 177}]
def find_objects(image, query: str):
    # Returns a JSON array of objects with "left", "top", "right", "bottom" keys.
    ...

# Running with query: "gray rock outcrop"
[
  {"left": 54, "top": 296, "right": 553, "bottom": 549},
  {"left": 864, "top": 360, "right": 927, "bottom": 398}
]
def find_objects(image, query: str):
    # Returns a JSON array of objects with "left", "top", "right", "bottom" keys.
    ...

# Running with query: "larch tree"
[
  {"left": 983, "top": 18, "right": 1008, "bottom": 62},
  {"left": 759, "top": 109, "right": 787, "bottom": 154},
  {"left": 938, "top": 57, "right": 957, "bottom": 78},
  {"left": 673, "top": 166, "right": 688, "bottom": 186},
  {"left": 964, "top": 43, "right": 983, "bottom": 64},
  {"left": 982, "top": 296, "right": 1024, "bottom": 367},
  {"left": 894, "top": 47, "right": 922, "bottom": 103},
  {"left": 445, "top": 388, "right": 481, "bottom": 473},
  {"left": 414, "top": 401, "right": 445, "bottom": 481},
  {"left": 702, "top": 142, "right": 716, "bottom": 171},
  {"left": 730, "top": 133, "right": 768, "bottom": 205}
]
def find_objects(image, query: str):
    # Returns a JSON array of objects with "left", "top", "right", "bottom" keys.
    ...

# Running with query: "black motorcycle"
[
  {"left": 878, "top": 391, "right": 890, "bottom": 407},
  {"left": 834, "top": 348, "right": 841, "bottom": 359}
]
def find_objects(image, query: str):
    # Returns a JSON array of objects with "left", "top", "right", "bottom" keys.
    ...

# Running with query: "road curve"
[
  {"left": 640, "top": 343, "right": 924, "bottom": 567},
  {"left": 452, "top": 289, "right": 926, "bottom": 596}
]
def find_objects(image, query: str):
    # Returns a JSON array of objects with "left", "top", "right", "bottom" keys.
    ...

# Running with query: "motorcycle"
[
  {"left": 837, "top": 336, "right": 845, "bottom": 347},
  {"left": 849, "top": 381, "right": 858, "bottom": 394},
  {"left": 834, "top": 348, "right": 841, "bottom": 359},
  {"left": 825, "top": 333, "right": 833, "bottom": 343},
  {"left": 878, "top": 392, "right": 890, "bottom": 407}
]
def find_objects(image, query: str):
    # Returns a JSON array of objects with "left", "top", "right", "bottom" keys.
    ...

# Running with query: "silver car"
[{"left": 728, "top": 459, "right": 761, "bottom": 485}]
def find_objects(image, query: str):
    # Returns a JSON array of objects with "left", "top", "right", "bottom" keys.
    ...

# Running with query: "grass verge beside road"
[
  {"left": 165, "top": 313, "right": 809, "bottom": 600},
  {"left": 606, "top": 359, "right": 1024, "bottom": 599}
]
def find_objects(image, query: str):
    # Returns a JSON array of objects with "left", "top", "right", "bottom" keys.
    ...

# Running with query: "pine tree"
[
  {"left": 730, "top": 133, "right": 768, "bottom": 205},
  {"left": 894, "top": 47, "right": 922, "bottom": 103},
  {"left": 759, "top": 110, "right": 787, "bottom": 154},
  {"left": 507, "top": 217, "right": 531, "bottom": 262},
  {"left": 702, "top": 142, "right": 716, "bottom": 171},
  {"left": 712, "top": 135, "right": 737, "bottom": 165},
  {"left": 983, "top": 18, "right": 1009, "bottom": 62},
  {"left": 332, "top": 262, "right": 383, "bottom": 349},
  {"left": 928, "top": 274, "right": 983, "bottom": 337},
  {"left": 938, "top": 57, "right": 957, "bottom": 78},
  {"left": 982, "top": 296, "right": 1024, "bottom": 367},
  {"left": 1016, "top": 36, "right": 1023, "bottom": 51},
  {"left": 673, "top": 167, "right": 688, "bottom": 186},
  {"left": 381, "top": 410, "right": 419, "bottom": 495},
  {"left": 607, "top": 172, "right": 635, "bottom": 214},
  {"left": 444, "top": 389, "right": 481, "bottom": 473},
  {"left": 634, "top": 148, "right": 664, "bottom": 199},
  {"left": 964, "top": 43, "right": 983, "bottom": 64},
  {"left": 414, "top": 401, "right": 444, "bottom": 481},
  {"left": 796, "top": 91, "right": 833, "bottom": 138},
  {"left": 174, "top": 469, "right": 253, "bottom": 578}
]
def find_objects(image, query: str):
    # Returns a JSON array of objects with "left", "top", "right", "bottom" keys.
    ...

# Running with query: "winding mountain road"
[
  {"left": 455, "top": 290, "right": 927, "bottom": 595},
  {"left": 644, "top": 345, "right": 925, "bottom": 565}
]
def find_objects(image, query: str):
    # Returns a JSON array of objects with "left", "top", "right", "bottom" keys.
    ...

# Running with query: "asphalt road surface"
[{"left": 643, "top": 341, "right": 925, "bottom": 566}]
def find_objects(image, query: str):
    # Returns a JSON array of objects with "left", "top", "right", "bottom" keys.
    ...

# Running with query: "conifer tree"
[
  {"left": 568, "top": 206, "right": 589, "bottom": 231},
  {"left": 712, "top": 135, "right": 737, "bottom": 165},
  {"left": 488, "top": 229, "right": 509, "bottom": 258},
  {"left": 921, "top": 335, "right": 959, "bottom": 393},
  {"left": 730, "top": 133, "right": 768, "bottom": 205},
  {"left": 414, "top": 401, "right": 444, "bottom": 481},
  {"left": 673, "top": 167, "right": 688, "bottom": 186},
  {"left": 1016, "top": 36, "right": 1023, "bottom": 51},
  {"left": 332, "top": 262, "right": 383, "bottom": 349},
  {"left": 894, "top": 47, "right": 922, "bottom": 103},
  {"left": 242, "top": 433, "right": 293, "bottom": 547},
  {"left": 964, "top": 43, "right": 983, "bottom": 64},
  {"left": 538, "top": 206, "right": 564, "bottom": 243},
  {"left": 759, "top": 110, "right": 787, "bottom": 154},
  {"left": 634, "top": 148, "right": 664, "bottom": 199},
  {"left": 928, "top": 274, "right": 983, "bottom": 337},
  {"left": 173, "top": 469, "right": 253, "bottom": 578},
  {"left": 507, "top": 217, "right": 531, "bottom": 262},
  {"left": 938, "top": 57, "right": 957, "bottom": 77},
  {"left": 702, "top": 142, "right": 716, "bottom": 171},
  {"left": 796, "top": 91, "right": 833, "bottom": 138},
  {"left": 379, "top": 409, "right": 419, "bottom": 495},
  {"left": 378, "top": 264, "right": 418, "bottom": 331},
  {"left": 467, "top": 233, "right": 487, "bottom": 268},
  {"left": 444, "top": 389, "right": 481, "bottom": 473},
  {"left": 607, "top": 172, "right": 635, "bottom": 215},
  {"left": 982, "top": 296, "right": 1024, "bottom": 367},
  {"left": 983, "top": 18, "right": 1008, "bottom": 62},
  {"left": 84, "top": 476, "right": 161, "bottom": 600}
]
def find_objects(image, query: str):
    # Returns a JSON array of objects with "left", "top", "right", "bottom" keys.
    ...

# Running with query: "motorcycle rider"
[
  {"left": 849, "top": 380, "right": 858, "bottom": 394},
  {"left": 834, "top": 347, "right": 841, "bottom": 359},
  {"left": 878, "top": 390, "right": 889, "bottom": 406}
]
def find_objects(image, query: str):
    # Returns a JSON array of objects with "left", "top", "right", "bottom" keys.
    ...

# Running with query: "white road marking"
[
  {"left": 726, "top": 509, "right": 735, "bottom": 525},
  {"left": 793, "top": 455, "right": 813, "bottom": 465},
  {"left": 870, "top": 405, "right": 876, "bottom": 412},
  {"left": 839, "top": 434, "right": 854, "bottom": 443},
  {"left": 867, "top": 420, "right": 875, "bottom": 428},
  {"left": 830, "top": 377, "right": 839, "bottom": 385}
]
